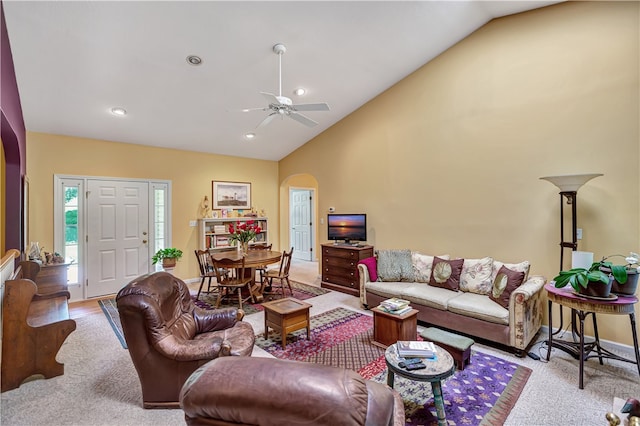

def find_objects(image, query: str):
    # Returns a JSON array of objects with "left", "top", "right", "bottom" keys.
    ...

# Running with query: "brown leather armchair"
[
  {"left": 116, "top": 271, "right": 255, "bottom": 408},
  {"left": 180, "top": 357, "right": 406, "bottom": 426}
]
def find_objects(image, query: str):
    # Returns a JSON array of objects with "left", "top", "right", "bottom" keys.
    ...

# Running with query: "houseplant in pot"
[
  {"left": 152, "top": 248, "right": 183, "bottom": 268},
  {"left": 553, "top": 260, "right": 615, "bottom": 299},
  {"left": 599, "top": 252, "right": 640, "bottom": 296}
]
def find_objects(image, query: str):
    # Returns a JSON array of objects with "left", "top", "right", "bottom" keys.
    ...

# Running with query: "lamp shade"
[
  {"left": 539, "top": 173, "right": 603, "bottom": 192},
  {"left": 572, "top": 251, "right": 594, "bottom": 269}
]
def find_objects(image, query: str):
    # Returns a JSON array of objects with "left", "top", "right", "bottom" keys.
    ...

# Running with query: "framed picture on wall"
[{"left": 212, "top": 181, "right": 251, "bottom": 210}]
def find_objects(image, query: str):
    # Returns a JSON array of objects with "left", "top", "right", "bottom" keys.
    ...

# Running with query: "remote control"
[
  {"left": 398, "top": 358, "right": 423, "bottom": 368},
  {"left": 405, "top": 362, "right": 426, "bottom": 371}
]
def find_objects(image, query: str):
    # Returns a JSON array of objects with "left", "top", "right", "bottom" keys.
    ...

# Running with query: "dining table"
[{"left": 210, "top": 249, "right": 282, "bottom": 302}]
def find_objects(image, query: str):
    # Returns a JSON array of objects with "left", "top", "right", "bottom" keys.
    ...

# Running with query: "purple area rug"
[{"left": 256, "top": 307, "right": 531, "bottom": 426}]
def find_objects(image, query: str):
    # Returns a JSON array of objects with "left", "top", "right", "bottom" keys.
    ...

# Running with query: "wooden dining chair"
[
  {"left": 262, "top": 247, "right": 294, "bottom": 298},
  {"left": 248, "top": 243, "right": 272, "bottom": 283},
  {"left": 211, "top": 256, "right": 255, "bottom": 310},
  {"left": 194, "top": 250, "right": 216, "bottom": 300}
]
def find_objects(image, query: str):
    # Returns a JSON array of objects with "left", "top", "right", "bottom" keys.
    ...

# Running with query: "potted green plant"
[
  {"left": 152, "top": 248, "right": 183, "bottom": 268},
  {"left": 599, "top": 252, "right": 639, "bottom": 296},
  {"left": 553, "top": 253, "right": 639, "bottom": 298}
]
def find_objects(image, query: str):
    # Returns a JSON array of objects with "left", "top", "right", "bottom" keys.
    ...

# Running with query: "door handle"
[
  {"left": 142, "top": 240, "right": 148, "bottom": 244},
  {"left": 142, "top": 231, "right": 148, "bottom": 236}
]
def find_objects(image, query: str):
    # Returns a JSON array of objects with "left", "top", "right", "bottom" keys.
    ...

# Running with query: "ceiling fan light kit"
[{"left": 241, "top": 43, "right": 330, "bottom": 130}]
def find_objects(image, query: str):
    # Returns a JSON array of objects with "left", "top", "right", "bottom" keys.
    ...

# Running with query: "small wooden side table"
[
  {"left": 385, "top": 343, "right": 455, "bottom": 426},
  {"left": 372, "top": 306, "right": 418, "bottom": 348},
  {"left": 262, "top": 297, "right": 312, "bottom": 349}
]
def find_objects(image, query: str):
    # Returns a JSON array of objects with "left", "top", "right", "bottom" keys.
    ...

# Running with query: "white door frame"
[
  {"left": 289, "top": 186, "right": 315, "bottom": 261},
  {"left": 54, "top": 174, "right": 171, "bottom": 300}
]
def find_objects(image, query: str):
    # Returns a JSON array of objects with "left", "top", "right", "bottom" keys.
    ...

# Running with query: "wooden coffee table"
[{"left": 262, "top": 297, "right": 312, "bottom": 349}]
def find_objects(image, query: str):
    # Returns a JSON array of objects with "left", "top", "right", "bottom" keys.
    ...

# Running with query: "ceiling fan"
[{"left": 242, "top": 43, "right": 330, "bottom": 129}]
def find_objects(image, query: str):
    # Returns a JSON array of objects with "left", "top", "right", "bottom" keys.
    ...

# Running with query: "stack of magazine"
[
  {"left": 379, "top": 298, "right": 412, "bottom": 315},
  {"left": 397, "top": 341, "right": 436, "bottom": 358}
]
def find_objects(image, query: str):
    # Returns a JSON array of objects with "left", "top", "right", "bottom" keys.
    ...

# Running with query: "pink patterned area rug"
[{"left": 255, "top": 307, "right": 531, "bottom": 426}]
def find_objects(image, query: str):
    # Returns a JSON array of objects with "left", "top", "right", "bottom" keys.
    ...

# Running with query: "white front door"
[
  {"left": 290, "top": 189, "right": 313, "bottom": 261},
  {"left": 86, "top": 180, "right": 149, "bottom": 297}
]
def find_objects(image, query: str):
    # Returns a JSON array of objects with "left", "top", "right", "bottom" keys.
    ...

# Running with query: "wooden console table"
[{"left": 545, "top": 283, "right": 640, "bottom": 389}]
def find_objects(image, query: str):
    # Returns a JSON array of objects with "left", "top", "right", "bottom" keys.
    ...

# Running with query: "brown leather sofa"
[
  {"left": 116, "top": 271, "right": 255, "bottom": 408},
  {"left": 180, "top": 357, "right": 406, "bottom": 426}
]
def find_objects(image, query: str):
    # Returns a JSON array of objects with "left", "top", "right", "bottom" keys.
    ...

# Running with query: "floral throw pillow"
[
  {"left": 412, "top": 252, "right": 450, "bottom": 283},
  {"left": 491, "top": 260, "right": 530, "bottom": 283},
  {"left": 460, "top": 257, "right": 494, "bottom": 295},
  {"left": 489, "top": 265, "right": 526, "bottom": 308},
  {"left": 429, "top": 257, "right": 464, "bottom": 291}
]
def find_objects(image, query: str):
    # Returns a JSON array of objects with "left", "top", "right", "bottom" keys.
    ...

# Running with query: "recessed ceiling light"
[
  {"left": 294, "top": 88, "right": 306, "bottom": 96},
  {"left": 244, "top": 133, "right": 256, "bottom": 140},
  {"left": 186, "top": 55, "right": 202, "bottom": 66},
  {"left": 110, "top": 107, "right": 127, "bottom": 116}
]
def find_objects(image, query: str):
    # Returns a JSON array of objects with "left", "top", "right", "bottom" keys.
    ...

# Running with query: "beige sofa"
[{"left": 358, "top": 250, "right": 546, "bottom": 355}]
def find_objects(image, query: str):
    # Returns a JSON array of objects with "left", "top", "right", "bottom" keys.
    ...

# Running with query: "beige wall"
[
  {"left": 280, "top": 2, "right": 639, "bottom": 345},
  {"left": 26, "top": 132, "right": 279, "bottom": 280}
]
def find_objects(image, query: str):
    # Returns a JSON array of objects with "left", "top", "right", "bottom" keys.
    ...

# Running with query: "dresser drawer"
[
  {"left": 322, "top": 273, "right": 358, "bottom": 289},
  {"left": 322, "top": 246, "right": 361, "bottom": 260},
  {"left": 323, "top": 265, "right": 356, "bottom": 279},
  {"left": 323, "top": 256, "right": 358, "bottom": 269}
]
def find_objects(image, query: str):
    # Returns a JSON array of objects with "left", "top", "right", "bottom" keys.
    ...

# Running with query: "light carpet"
[{"left": 2, "top": 287, "right": 640, "bottom": 425}]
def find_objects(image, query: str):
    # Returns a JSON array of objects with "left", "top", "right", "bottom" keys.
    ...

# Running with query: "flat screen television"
[{"left": 327, "top": 213, "right": 367, "bottom": 244}]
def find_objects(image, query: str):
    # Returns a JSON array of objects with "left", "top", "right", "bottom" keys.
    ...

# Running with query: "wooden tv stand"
[{"left": 321, "top": 244, "right": 374, "bottom": 297}]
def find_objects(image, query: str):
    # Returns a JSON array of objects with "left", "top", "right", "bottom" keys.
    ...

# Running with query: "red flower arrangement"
[{"left": 228, "top": 220, "right": 262, "bottom": 245}]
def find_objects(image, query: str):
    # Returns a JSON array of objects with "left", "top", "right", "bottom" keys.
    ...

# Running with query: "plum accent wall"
[{"left": 279, "top": 2, "right": 639, "bottom": 346}]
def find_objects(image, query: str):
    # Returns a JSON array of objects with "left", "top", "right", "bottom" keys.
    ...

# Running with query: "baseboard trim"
[{"left": 538, "top": 325, "right": 637, "bottom": 358}]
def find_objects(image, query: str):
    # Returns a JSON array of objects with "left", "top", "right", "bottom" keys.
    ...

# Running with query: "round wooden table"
[
  {"left": 385, "top": 343, "right": 455, "bottom": 426},
  {"left": 210, "top": 250, "right": 282, "bottom": 301}
]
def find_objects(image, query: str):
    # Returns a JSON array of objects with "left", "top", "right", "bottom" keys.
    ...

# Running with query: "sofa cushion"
[
  {"left": 365, "top": 281, "right": 415, "bottom": 300},
  {"left": 491, "top": 260, "right": 530, "bottom": 283},
  {"left": 489, "top": 265, "right": 526, "bottom": 309},
  {"left": 400, "top": 284, "right": 460, "bottom": 311},
  {"left": 447, "top": 292, "right": 509, "bottom": 325},
  {"left": 460, "top": 257, "right": 494, "bottom": 295},
  {"left": 377, "top": 250, "right": 413, "bottom": 282},
  {"left": 411, "top": 253, "right": 450, "bottom": 283},
  {"left": 429, "top": 257, "right": 464, "bottom": 291},
  {"left": 358, "top": 257, "right": 378, "bottom": 282}
]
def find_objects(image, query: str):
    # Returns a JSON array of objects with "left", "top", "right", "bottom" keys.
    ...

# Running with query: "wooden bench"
[{"left": 1, "top": 262, "right": 76, "bottom": 392}]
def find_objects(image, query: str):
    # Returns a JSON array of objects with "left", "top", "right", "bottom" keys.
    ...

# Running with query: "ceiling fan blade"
[
  {"left": 229, "top": 107, "right": 267, "bottom": 113},
  {"left": 291, "top": 102, "right": 330, "bottom": 112},
  {"left": 288, "top": 112, "right": 318, "bottom": 127},
  {"left": 256, "top": 113, "right": 277, "bottom": 129},
  {"left": 260, "top": 92, "right": 281, "bottom": 105}
]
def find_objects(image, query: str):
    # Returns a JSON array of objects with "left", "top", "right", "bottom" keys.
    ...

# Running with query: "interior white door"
[
  {"left": 290, "top": 189, "right": 313, "bottom": 261},
  {"left": 86, "top": 180, "right": 149, "bottom": 297}
]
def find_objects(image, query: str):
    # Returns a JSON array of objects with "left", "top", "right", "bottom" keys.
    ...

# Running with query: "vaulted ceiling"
[{"left": 3, "top": 1, "right": 559, "bottom": 161}]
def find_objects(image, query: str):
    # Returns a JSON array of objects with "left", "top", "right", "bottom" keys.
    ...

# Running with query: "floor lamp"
[
  {"left": 540, "top": 173, "right": 602, "bottom": 347},
  {"left": 540, "top": 173, "right": 603, "bottom": 271}
]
